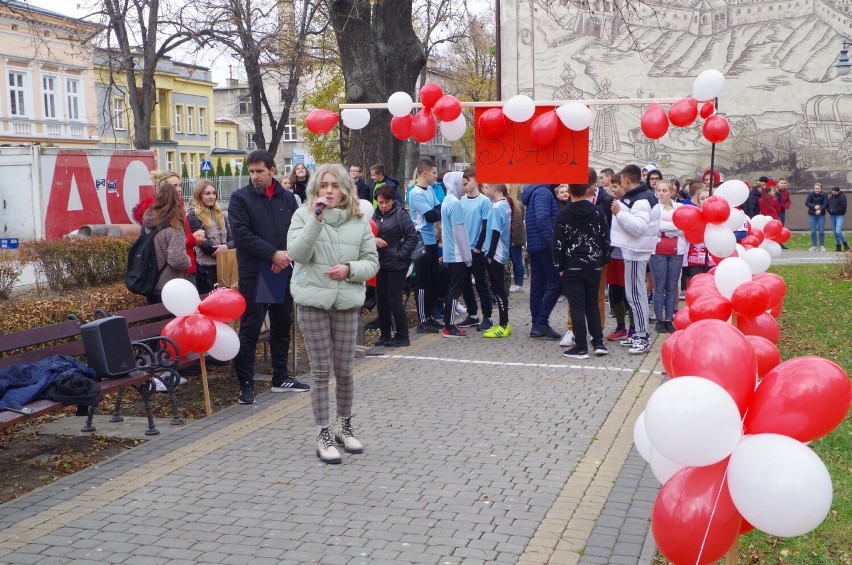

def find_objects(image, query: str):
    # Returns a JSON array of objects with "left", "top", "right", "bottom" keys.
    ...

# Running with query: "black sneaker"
[
  {"left": 531, "top": 325, "right": 561, "bottom": 340},
  {"left": 364, "top": 318, "right": 381, "bottom": 331},
  {"left": 563, "top": 346, "right": 589, "bottom": 359},
  {"left": 271, "top": 376, "right": 310, "bottom": 393},
  {"left": 655, "top": 320, "right": 668, "bottom": 334},
  {"left": 592, "top": 343, "right": 608, "bottom": 356},
  {"left": 427, "top": 318, "right": 444, "bottom": 329},
  {"left": 629, "top": 337, "right": 652, "bottom": 355},
  {"left": 375, "top": 335, "right": 391, "bottom": 346},
  {"left": 441, "top": 326, "right": 467, "bottom": 338},
  {"left": 417, "top": 322, "right": 439, "bottom": 334},
  {"left": 384, "top": 338, "right": 410, "bottom": 347},
  {"left": 665, "top": 321, "right": 677, "bottom": 333},
  {"left": 238, "top": 382, "right": 256, "bottom": 404},
  {"left": 457, "top": 316, "right": 481, "bottom": 328},
  {"left": 476, "top": 318, "right": 493, "bottom": 331}
]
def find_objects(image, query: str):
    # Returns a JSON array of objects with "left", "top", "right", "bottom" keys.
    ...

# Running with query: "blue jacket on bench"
[{"left": 0, "top": 355, "right": 96, "bottom": 411}]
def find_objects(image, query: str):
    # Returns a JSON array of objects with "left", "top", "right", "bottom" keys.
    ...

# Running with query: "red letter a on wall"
[{"left": 45, "top": 150, "right": 106, "bottom": 240}]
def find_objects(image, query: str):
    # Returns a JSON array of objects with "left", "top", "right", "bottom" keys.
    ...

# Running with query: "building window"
[
  {"left": 66, "top": 78, "right": 81, "bottom": 121},
  {"left": 187, "top": 106, "right": 195, "bottom": 134},
  {"left": 239, "top": 96, "right": 253, "bottom": 115},
  {"left": 189, "top": 153, "right": 196, "bottom": 176},
  {"left": 113, "top": 97, "right": 126, "bottom": 130},
  {"left": 214, "top": 131, "right": 220, "bottom": 146},
  {"left": 225, "top": 131, "right": 231, "bottom": 147},
  {"left": 280, "top": 157, "right": 293, "bottom": 174},
  {"left": 283, "top": 117, "right": 298, "bottom": 141},
  {"left": 180, "top": 152, "right": 188, "bottom": 172},
  {"left": 8, "top": 71, "right": 27, "bottom": 117},
  {"left": 245, "top": 132, "right": 254, "bottom": 148},
  {"left": 198, "top": 107, "right": 206, "bottom": 134},
  {"left": 42, "top": 75, "right": 58, "bottom": 119},
  {"left": 175, "top": 104, "right": 183, "bottom": 133},
  {"left": 166, "top": 151, "right": 174, "bottom": 171}
]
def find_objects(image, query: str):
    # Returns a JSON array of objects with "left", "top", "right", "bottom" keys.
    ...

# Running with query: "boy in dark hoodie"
[{"left": 552, "top": 183, "right": 611, "bottom": 359}]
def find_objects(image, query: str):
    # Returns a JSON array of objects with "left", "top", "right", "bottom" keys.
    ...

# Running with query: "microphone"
[{"left": 314, "top": 201, "right": 326, "bottom": 216}]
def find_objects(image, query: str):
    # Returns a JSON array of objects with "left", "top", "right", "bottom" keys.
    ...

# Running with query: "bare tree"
[{"left": 411, "top": 0, "right": 470, "bottom": 87}]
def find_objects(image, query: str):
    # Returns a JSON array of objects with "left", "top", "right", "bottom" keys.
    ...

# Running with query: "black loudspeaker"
[{"left": 81, "top": 316, "right": 136, "bottom": 379}]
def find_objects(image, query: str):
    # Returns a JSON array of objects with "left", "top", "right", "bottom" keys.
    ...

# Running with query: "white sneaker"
[
  {"left": 809, "top": 246, "right": 817, "bottom": 252},
  {"left": 334, "top": 416, "right": 363, "bottom": 454},
  {"left": 820, "top": 246, "right": 826, "bottom": 252},
  {"left": 316, "top": 428, "right": 342, "bottom": 464},
  {"left": 557, "top": 295, "right": 566, "bottom": 302},
  {"left": 559, "top": 330, "right": 575, "bottom": 347},
  {"left": 455, "top": 303, "right": 468, "bottom": 317},
  {"left": 509, "top": 284, "right": 523, "bottom": 293}
]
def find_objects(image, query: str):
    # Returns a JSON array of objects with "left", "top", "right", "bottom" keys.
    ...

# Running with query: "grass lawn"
[
  {"left": 783, "top": 231, "right": 849, "bottom": 252},
  {"left": 655, "top": 262, "right": 852, "bottom": 565}
]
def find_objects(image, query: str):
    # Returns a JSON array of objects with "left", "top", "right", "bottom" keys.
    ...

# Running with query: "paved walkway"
[{"left": 0, "top": 296, "right": 667, "bottom": 565}]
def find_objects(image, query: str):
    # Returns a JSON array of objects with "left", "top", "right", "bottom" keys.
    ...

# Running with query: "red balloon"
[
  {"left": 198, "top": 289, "right": 246, "bottom": 322},
  {"left": 673, "top": 307, "right": 692, "bottom": 331},
  {"left": 730, "top": 281, "right": 771, "bottom": 319},
  {"left": 366, "top": 275, "right": 376, "bottom": 287},
  {"left": 702, "top": 196, "right": 731, "bottom": 224},
  {"left": 768, "top": 302, "right": 783, "bottom": 318},
  {"left": 411, "top": 109, "right": 437, "bottom": 143},
  {"left": 390, "top": 114, "right": 413, "bottom": 140},
  {"left": 529, "top": 110, "right": 560, "bottom": 147},
  {"left": 672, "top": 205, "right": 707, "bottom": 232},
  {"left": 162, "top": 317, "right": 190, "bottom": 357},
  {"left": 689, "top": 273, "right": 716, "bottom": 288},
  {"left": 641, "top": 102, "right": 669, "bottom": 140},
  {"left": 744, "top": 357, "right": 852, "bottom": 442},
  {"left": 671, "top": 319, "right": 757, "bottom": 415},
  {"left": 740, "top": 235, "right": 760, "bottom": 248},
  {"left": 419, "top": 82, "right": 444, "bottom": 108},
  {"left": 661, "top": 330, "right": 682, "bottom": 376},
  {"left": 478, "top": 108, "right": 507, "bottom": 137},
  {"left": 668, "top": 98, "right": 698, "bottom": 127},
  {"left": 369, "top": 218, "right": 379, "bottom": 237},
  {"left": 703, "top": 114, "right": 730, "bottom": 143},
  {"left": 763, "top": 219, "right": 783, "bottom": 240},
  {"left": 740, "top": 519, "right": 755, "bottom": 535},
  {"left": 736, "top": 312, "right": 780, "bottom": 343},
  {"left": 700, "top": 101, "right": 715, "bottom": 119},
  {"left": 752, "top": 272, "right": 786, "bottom": 308},
  {"left": 433, "top": 95, "right": 462, "bottom": 122},
  {"left": 689, "top": 294, "right": 732, "bottom": 322},
  {"left": 776, "top": 227, "right": 792, "bottom": 243},
  {"left": 745, "top": 335, "right": 781, "bottom": 379},
  {"left": 684, "top": 227, "right": 705, "bottom": 244},
  {"left": 684, "top": 282, "right": 720, "bottom": 308},
  {"left": 750, "top": 229, "right": 765, "bottom": 245},
  {"left": 305, "top": 109, "right": 339, "bottom": 134},
  {"left": 652, "top": 459, "right": 742, "bottom": 565},
  {"left": 180, "top": 314, "right": 217, "bottom": 353}
]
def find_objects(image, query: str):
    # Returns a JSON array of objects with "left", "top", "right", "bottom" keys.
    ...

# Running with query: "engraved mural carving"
[{"left": 501, "top": 0, "right": 852, "bottom": 185}]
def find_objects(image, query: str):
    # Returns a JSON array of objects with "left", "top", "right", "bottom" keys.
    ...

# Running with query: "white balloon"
[
  {"left": 503, "top": 94, "right": 536, "bottom": 123},
  {"left": 387, "top": 92, "right": 413, "bottom": 117},
  {"left": 714, "top": 256, "right": 752, "bottom": 299},
  {"left": 692, "top": 69, "right": 726, "bottom": 101},
  {"left": 649, "top": 446, "right": 685, "bottom": 485},
  {"left": 644, "top": 377, "right": 743, "bottom": 467},
  {"left": 633, "top": 411, "right": 652, "bottom": 463},
  {"left": 724, "top": 207, "right": 746, "bottom": 232},
  {"left": 161, "top": 279, "right": 201, "bottom": 317},
  {"left": 760, "top": 239, "right": 782, "bottom": 259},
  {"left": 741, "top": 247, "right": 772, "bottom": 274},
  {"left": 555, "top": 102, "right": 592, "bottom": 131},
  {"left": 715, "top": 180, "right": 749, "bottom": 207},
  {"left": 750, "top": 214, "right": 771, "bottom": 230},
  {"left": 358, "top": 199, "right": 374, "bottom": 220},
  {"left": 728, "top": 434, "right": 833, "bottom": 537},
  {"left": 704, "top": 223, "right": 737, "bottom": 258},
  {"left": 439, "top": 114, "right": 466, "bottom": 141},
  {"left": 208, "top": 322, "right": 240, "bottom": 361},
  {"left": 341, "top": 108, "right": 370, "bottom": 130}
]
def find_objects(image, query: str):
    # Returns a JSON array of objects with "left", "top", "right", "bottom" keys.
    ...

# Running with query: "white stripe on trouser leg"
[{"left": 625, "top": 260, "right": 648, "bottom": 337}]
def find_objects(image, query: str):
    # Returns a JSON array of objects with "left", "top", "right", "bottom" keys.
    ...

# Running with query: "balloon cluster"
[
  {"left": 159, "top": 279, "right": 246, "bottom": 361},
  {"left": 642, "top": 69, "right": 731, "bottom": 144},
  {"left": 477, "top": 95, "right": 592, "bottom": 147},
  {"left": 388, "top": 83, "right": 465, "bottom": 142},
  {"left": 305, "top": 107, "right": 373, "bottom": 135},
  {"left": 633, "top": 224, "right": 852, "bottom": 563}
]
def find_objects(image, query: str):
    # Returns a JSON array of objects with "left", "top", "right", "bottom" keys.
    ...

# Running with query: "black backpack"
[{"left": 125, "top": 225, "right": 166, "bottom": 295}]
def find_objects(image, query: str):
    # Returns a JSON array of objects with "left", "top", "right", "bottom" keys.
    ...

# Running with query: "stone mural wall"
[{"left": 500, "top": 0, "right": 852, "bottom": 188}]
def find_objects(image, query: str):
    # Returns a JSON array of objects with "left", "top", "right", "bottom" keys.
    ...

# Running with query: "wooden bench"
[{"left": 0, "top": 316, "right": 181, "bottom": 436}]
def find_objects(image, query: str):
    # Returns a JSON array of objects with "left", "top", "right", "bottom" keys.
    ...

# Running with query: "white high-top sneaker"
[
  {"left": 335, "top": 416, "right": 364, "bottom": 454},
  {"left": 316, "top": 428, "right": 341, "bottom": 464}
]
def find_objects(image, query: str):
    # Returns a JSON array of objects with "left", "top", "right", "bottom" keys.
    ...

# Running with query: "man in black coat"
[
  {"left": 228, "top": 150, "right": 309, "bottom": 404},
  {"left": 350, "top": 164, "right": 372, "bottom": 202}
]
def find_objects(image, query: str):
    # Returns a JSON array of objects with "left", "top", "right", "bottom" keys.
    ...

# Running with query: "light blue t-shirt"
[
  {"left": 461, "top": 193, "right": 492, "bottom": 250},
  {"left": 441, "top": 194, "right": 467, "bottom": 264},
  {"left": 484, "top": 199, "right": 512, "bottom": 264},
  {"left": 408, "top": 185, "right": 438, "bottom": 245}
]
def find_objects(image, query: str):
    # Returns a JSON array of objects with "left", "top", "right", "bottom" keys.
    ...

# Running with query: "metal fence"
[{"left": 180, "top": 176, "right": 248, "bottom": 210}]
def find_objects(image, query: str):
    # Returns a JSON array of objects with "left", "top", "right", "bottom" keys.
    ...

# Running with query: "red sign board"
[{"left": 474, "top": 106, "right": 589, "bottom": 184}]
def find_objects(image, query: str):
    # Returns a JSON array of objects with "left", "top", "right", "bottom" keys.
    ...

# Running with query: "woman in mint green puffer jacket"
[{"left": 287, "top": 163, "right": 379, "bottom": 464}]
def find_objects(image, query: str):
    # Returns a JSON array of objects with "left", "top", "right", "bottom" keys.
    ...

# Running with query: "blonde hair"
[
  {"left": 191, "top": 179, "right": 224, "bottom": 230},
  {"left": 655, "top": 180, "right": 674, "bottom": 195},
  {"left": 506, "top": 184, "right": 524, "bottom": 215},
  {"left": 305, "top": 163, "right": 362, "bottom": 220},
  {"left": 150, "top": 170, "right": 180, "bottom": 185},
  {"left": 147, "top": 181, "right": 185, "bottom": 231}
]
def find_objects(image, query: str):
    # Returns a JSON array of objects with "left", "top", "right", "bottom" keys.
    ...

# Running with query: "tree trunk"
[{"left": 329, "top": 0, "right": 426, "bottom": 179}]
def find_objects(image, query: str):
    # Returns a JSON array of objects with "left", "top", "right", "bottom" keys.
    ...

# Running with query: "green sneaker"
[{"left": 483, "top": 324, "right": 511, "bottom": 338}]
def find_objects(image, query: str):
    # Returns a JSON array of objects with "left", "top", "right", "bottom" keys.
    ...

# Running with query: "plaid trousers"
[{"left": 297, "top": 305, "right": 359, "bottom": 428}]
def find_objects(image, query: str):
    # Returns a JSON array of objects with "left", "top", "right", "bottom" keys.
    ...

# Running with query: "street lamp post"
[{"left": 837, "top": 41, "right": 851, "bottom": 77}]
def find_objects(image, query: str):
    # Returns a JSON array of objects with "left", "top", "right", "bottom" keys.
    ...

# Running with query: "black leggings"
[
  {"left": 486, "top": 260, "right": 509, "bottom": 327},
  {"left": 414, "top": 244, "right": 440, "bottom": 323},
  {"left": 376, "top": 268, "right": 410, "bottom": 340}
]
